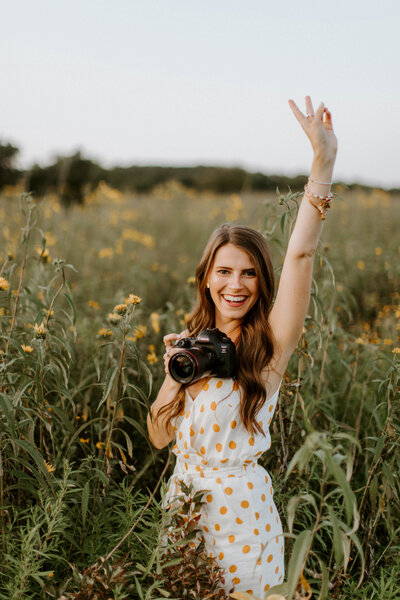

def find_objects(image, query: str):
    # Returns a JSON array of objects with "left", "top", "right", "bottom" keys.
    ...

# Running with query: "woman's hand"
[
  {"left": 289, "top": 96, "right": 338, "bottom": 165},
  {"left": 163, "top": 332, "right": 182, "bottom": 376}
]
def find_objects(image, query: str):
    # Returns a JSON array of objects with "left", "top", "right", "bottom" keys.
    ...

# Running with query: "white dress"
[{"left": 164, "top": 376, "right": 284, "bottom": 597}]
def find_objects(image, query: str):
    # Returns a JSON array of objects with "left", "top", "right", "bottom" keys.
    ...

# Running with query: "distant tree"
[{"left": 0, "top": 141, "right": 21, "bottom": 188}]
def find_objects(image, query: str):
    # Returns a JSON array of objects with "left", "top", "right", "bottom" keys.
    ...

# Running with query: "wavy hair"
[{"left": 157, "top": 223, "right": 276, "bottom": 436}]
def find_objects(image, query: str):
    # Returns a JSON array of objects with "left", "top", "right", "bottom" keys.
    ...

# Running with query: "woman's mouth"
[{"left": 221, "top": 294, "right": 248, "bottom": 307}]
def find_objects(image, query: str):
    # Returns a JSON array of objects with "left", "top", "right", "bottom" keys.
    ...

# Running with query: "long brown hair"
[{"left": 158, "top": 224, "right": 275, "bottom": 436}]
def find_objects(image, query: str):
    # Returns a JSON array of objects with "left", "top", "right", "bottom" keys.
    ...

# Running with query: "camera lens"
[{"left": 169, "top": 352, "right": 197, "bottom": 384}]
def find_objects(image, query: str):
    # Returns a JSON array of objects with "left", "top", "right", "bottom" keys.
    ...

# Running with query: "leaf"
[
  {"left": 82, "top": 480, "right": 90, "bottom": 525},
  {"left": 324, "top": 451, "right": 357, "bottom": 525},
  {"left": 286, "top": 529, "right": 312, "bottom": 600},
  {"left": 97, "top": 366, "right": 119, "bottom": 411}
]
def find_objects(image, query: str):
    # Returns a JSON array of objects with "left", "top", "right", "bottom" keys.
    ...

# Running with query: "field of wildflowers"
[{"left": 0, "top": 182, "right": 399, "bottom": 599}]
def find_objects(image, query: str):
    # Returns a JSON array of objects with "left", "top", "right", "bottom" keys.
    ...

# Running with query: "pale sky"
[{"left": 1, "top": 0, "right": 399, "bottom": 188}]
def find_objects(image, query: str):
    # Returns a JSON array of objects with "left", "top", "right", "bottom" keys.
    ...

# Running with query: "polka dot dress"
[{"left": 164, "top": 377, "right": 284, "bottom": 596}]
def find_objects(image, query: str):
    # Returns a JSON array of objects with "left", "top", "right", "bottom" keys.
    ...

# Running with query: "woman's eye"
[
  {"left": 244, "top": 270, "right": 256, "bottom": 277},
  {"left": 217, "top": 269, "right": 229, "bottom": 275}
]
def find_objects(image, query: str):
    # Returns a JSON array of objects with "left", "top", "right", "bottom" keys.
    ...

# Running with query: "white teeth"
[{"left": 223, "top": 295, "right": 246, "bottom": 302}]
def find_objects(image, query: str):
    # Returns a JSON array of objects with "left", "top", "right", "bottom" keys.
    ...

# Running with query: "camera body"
[{"left": 168, "top": 328, "right": 236, "bottom": 385}]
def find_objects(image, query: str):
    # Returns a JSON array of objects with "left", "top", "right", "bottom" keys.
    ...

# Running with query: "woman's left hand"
[{"left": 289, "top": 96, "right": 338, "bottom": 164}]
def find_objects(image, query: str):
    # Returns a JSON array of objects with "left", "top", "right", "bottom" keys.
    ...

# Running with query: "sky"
[{"left": 1, "top": 0, "right": 399, "bottom": 188}]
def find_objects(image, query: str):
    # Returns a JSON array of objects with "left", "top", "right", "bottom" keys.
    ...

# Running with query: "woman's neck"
[{"left": 214, "top": 317, "right": 242, "bottom": 343}]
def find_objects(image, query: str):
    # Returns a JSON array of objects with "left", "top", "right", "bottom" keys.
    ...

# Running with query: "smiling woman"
[{"left": 147, "top": 96, "right": 338, "bottom": 596}]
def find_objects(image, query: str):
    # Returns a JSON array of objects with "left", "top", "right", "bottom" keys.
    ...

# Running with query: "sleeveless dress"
[{"left": 163, "top": 376, "right": 284, "bottom": 597}]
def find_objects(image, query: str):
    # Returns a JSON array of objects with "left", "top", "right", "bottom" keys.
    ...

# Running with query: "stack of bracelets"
[{"left": 304, "top": 179, "right": 333, "bottom": 221}]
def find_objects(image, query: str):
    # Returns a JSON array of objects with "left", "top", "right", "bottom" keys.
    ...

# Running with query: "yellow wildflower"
[
  {"left": 187, "top": 276, "right": 196, "bottom": 284},
  {"left": 98, "top": 247, "right": 114, "bottom": 259},
  {"left": 48, "top": 572, "right": 54, "bottom": 578},
  {"left": 392, "top": 347, "right": 400, "bottom": 354},
  {"left": 33, "top": 322, "right": 47, "bottom": 339},
  {"left": 44, "top": 461, "right": 56, "bottom": 473},
  {"left": 79, "top": 437, "right": 90, "bottom": 444},
  {"left": 0, "top": 277, "right": 9, "bottom": 291},
  {"left": 150, "top": 312, "right": 160, "bottom": 334},
  {"left": 96, "top": 441, "right": 105, "bottom": 449},
  {"left": 147, "top": 344, "right": 158, "bottom": 364},
  {"left": 114, "top": 303, "right": 128, "bottom": 316},
  {"left": 7, "top": 251, "right": 15, "bottom": 260},
  {"left": 108, "top": 312, "right": 122, "bottom": 325},
  {"left": 36, "top": 248, "right": 51, "bottom": 263},
  {"left": 0, "top": 308, "right": 5, "bottom": 316},
  {"left": 125, "top": 294, "right": 142, "bottom": 305},
  {"left": 46, "top": 309, "right": 55, "bottom": 318},
  {"left": 98, "top": 328, "right": 112, "bottom": 337},
  {"left": 88, "top": 300, "right": 101, "bottom": 310},
  {"left": 357, "top": 260, "right": 366, "bottom": 271},
  {"left": 356, "top": 338, "right": 365, "bottom": 344},
  {"left": 375, "top": 247, "right": 383, "bottom": 256},
  {"left": 21, "top": 344, "right": 34, "bottom": 353},
  {"left": 336, "top": 284, "right": 344, "bottom": 292},
  {"left": 383, "top": 339, "right": 393, "bottom": 346}
]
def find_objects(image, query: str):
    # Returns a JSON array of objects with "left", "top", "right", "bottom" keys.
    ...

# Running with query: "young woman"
[{"left": 147, "top": 96, "right": 338, "bottom": 596}]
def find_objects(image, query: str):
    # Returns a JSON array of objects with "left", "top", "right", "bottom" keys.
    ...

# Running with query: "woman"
[{"left": 147, "top": 96, "right": 338, "bottom": 596}]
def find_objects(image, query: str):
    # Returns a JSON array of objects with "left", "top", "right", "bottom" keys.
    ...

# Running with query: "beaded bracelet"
[{"left": 304, "top": 184, "right": 333, "bottom": 221}]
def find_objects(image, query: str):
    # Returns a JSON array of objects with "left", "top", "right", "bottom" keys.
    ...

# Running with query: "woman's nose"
[{"left": 228, "top": 273, "right": 242, "bottom": 289}]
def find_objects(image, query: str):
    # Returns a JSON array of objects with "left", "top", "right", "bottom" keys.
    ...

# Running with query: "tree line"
[{"left": 1, "top": 141, "right": 392, "bottom": 205}]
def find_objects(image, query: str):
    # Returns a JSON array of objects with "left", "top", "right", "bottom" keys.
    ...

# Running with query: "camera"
[{"left": 168, "top": 328, "right": 236, "bottom": 385}]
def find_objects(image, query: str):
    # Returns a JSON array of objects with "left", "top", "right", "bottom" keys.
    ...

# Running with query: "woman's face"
[{"left": 207, "top": 243, "right": 259, "bottom": 327}]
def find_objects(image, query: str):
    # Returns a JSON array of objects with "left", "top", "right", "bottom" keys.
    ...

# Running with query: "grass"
[{"left": 0, "top": 183, "right": 399, "bottom": 599}]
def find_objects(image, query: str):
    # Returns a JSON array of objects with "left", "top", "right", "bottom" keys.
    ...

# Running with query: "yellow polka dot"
[
  {"left": 213, "top": 467, "right": 219, "bottom": 471},
  {"left": 213, "top": 424, "right": 220, "bottom": 432},
  {"left": 270, "top": 486, "right": 273, "bottom": 495},
  {"left": 275, "top": 566, "right": 279, "bottom": 574},
  {"left": 258, "top": 420, "right": 263, "bottom": 427},
  {"left": 255, "top": 451, "right": 262, "bottom": 456},
  {"left": 203, "top": 525, "right": 209, "bottom": 532},
  {"left": 185, "top": 410, "right": 191, "bottom": 419},
  {"left": 219, "top": 551, "right": 224, "bottom": 560},
  {"left": 229, "top": 565, "right": 237, "bottom": 573},
  {"left": 184, "top": 441, "right": 188, "bottom": 449},
  {"left": 216, "top": 380, "right": 223, "bottom": 388},
  {"left": 256, "top": 558, "right": 262, "bottom": 566},
  {"left": 216, "top": 477, "right": 222, "bottom": 483},
  {"left": 267, "top": 554, "right": 273, "bottom": 563},
  {"left": 232, "top": 577, "right": 240, "bottom": 585},
  {"left": 266, "top": 523, "right": 271, "bottom": 532},
  {"left": 229, "top": 441, "right": 236, "bottom": 449},
  {"left": 255, "top": 512, "right": 259, "bottom": 520},
  {"left": 276, "top": 516, "right": 279, "bottom": 523},
  {"left": 261, "top": 493, "right": 266, "bottom": 502},
  {"left": 242, "top": 545, "right": 250, "bottom": 554},
  {"left": 236, "top": 517, "right": 243, "bottom": 524},
  {"left": 184, "top": 454, "right": 189, "bottom": 459},
  {"left": 211, "top": 401, "right": 217, "bottom": 410},
  {"left": 276, "top": 536, "right": 279, "bottom": 543},
  {"left": 216, "top": 443, "right": 222, "bottom": 452},
  {"left": 206, "top": 494, "right": 213, "bottom": 503},
  {"left": 202, "top": 459, "right": 208, "bottom": 465},
  {"left": 264, "top": 584, "right": 270, "bottom": 592},
  {"left": 178, "top": 431, "right": 183, "bottom": 439},
  {"left": 221, "top": 458, "right": 229, "bottom": 463},
  {"left": 245, "top": 591, "right": 253, "bottom": 595},
  {"left": 248, "top": 437, "right": 255, "bottom": 446},
  {"left": 179, "top": 408, "right": 185, "bottom": 416},
  {"left": 220, "top": 506, "right": 228, "bottom": 514},
  {"left": 247, "top": 482, "right": 254, "bottom": 489},
  {"left": 230, "top": 420, "right": 237, "bottom": 429},
  {"left": 264, "top": 475, "right": 269, "bottom": 483},
  {"left": 228, "top": 473, "right": 235, "bottom": 477},
  {"left": 195, "top": 465, "right": 202, "bottom": 472},
  {"left": 232, "top": 381, "right": 239, "bottom": 391},
  {"left": 228, "top": 535, "right": 235, "bottom": 543},
  {"left": 199, "top": 426, "right": 204, "bottom": 434},
  {"left": 241, "top": 500, "right": 249, "bottom": 508},
  {"left": 225, "top": 487, "right": 233, "bottom": 495},
  {"left": 190, "top": 427, "right": 195, "bottom": 436},
  {"left": 203, "top": 382, "right": 209, "bottom": 390},
  {"left": 184, "top": 463, "right": 188, "bottom": 470},
  {"left": 200, "top": 446, "right": 206, "bottom": 454},
  {"left": 215, "top": 523, "right": 220, "bottom": 531},
  {"left": 270, "top": 505, "right": 273, "bottom": 513},
  {"left": 200, "top": 404, "right": 204, "bottom": 412},
  {"left": 253, "top": 528, "right": 259, "bottom": 535},
  {"left": 269, "top": 404, "right": 273, "bottom": 412}
]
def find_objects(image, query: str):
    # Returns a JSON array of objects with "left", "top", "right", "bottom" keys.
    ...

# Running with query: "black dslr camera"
[{"left": 168, "top": 328, "right": 236, "bottom": 385}]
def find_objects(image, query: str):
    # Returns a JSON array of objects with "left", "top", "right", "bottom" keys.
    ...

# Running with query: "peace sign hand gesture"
[{"left": 289, "top": 96, "right": 338, "bottom": 166}]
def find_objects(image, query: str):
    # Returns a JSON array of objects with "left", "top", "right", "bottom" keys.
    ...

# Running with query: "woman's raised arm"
[{"left": 268, "top": 96, "right": 338, "bottom": 369}]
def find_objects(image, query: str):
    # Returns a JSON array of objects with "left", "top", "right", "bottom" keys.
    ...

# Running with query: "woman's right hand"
[{"left": 163, "top": 332, "right": 182, "bottom": 375}]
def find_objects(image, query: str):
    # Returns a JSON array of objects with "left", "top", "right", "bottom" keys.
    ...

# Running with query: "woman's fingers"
[
  {"left": 305, "top": 95, "right": 315, "bottom": 117},
  {"left": 288, "top": 98, "right": 305, "bottom": 125},
  {"left": 163, "top": 333, "right": 181, "bottom": 350}
]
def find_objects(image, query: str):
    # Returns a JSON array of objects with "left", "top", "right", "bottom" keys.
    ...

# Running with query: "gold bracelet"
[{"left": 304, "top": 184, "right": 333, "bottom": 221}]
